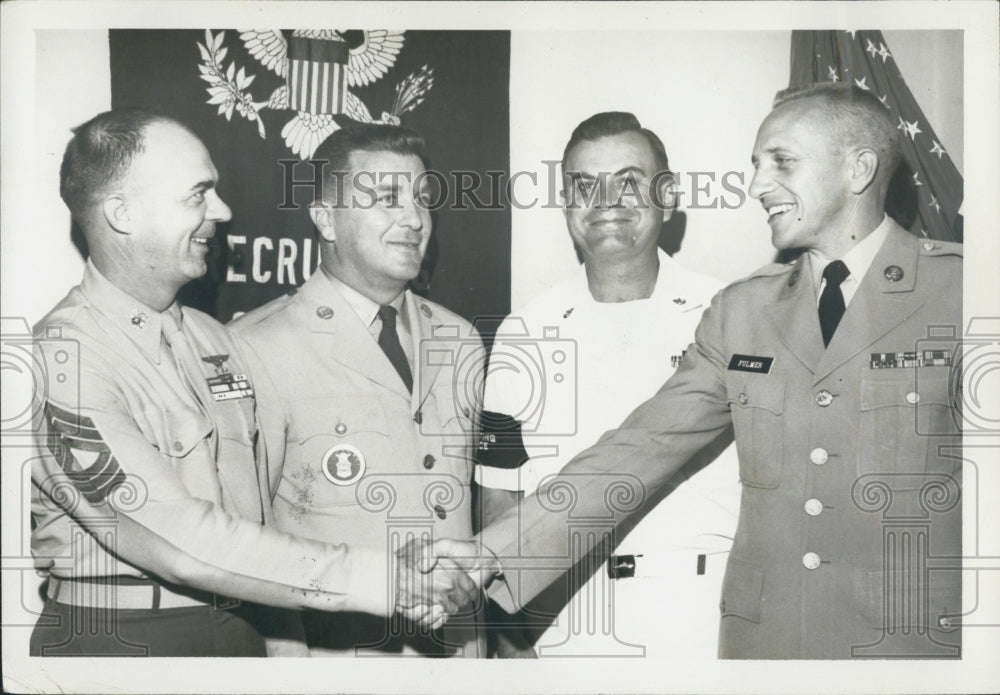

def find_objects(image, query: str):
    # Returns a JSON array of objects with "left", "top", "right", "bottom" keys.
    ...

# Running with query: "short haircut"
[
  {"left": 312, "top": 121, "right": 426, "bottom": 204},
  {"left": 59, "top": 108, "right": 176, "bottom": 226},
  {"left": 562, "top": 112, "right": 671, "bottom": 176},
  {"left": 773, "top": 83, "right": 902, "bottom": 178}
]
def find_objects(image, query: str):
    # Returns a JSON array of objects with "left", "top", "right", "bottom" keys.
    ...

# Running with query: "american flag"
[
  {"left": 788, "top": 31, "right": 963, "bottom": 242},
  {"left": 287, "top": 35, "right": 349, "bottom": 114}
]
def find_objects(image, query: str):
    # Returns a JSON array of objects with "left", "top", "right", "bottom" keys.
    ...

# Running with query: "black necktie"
[
  {"left": 377, "top": 305, "right": 413, "bottom": 393},
  {"left": 818, "top": 260, "right": 850, "bottom": 347}
]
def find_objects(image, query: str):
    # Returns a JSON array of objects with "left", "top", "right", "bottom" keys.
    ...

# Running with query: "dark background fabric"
[{"left": 110, "top": 30, "right": 511, "bottom": 344}]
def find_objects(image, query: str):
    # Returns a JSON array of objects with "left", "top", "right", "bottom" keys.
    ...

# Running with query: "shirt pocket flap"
[
  {"left": 861, "top": 368, "right": 952, "bottom": 410},
  {"left": 726, "top": 376, "right": 785, "bottom": 415},
  {"left": 145, "top": 405, "right": 212, "bottom": 458}
]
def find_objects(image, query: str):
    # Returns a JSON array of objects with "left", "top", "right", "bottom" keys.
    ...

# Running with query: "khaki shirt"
[{"left": 31, "top": 262, "right": 391, "bottom": 616}]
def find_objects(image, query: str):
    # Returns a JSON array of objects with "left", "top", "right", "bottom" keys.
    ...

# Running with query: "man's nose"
[
  {"left": 398, "top": 197, "right": 426, "bottom": 230},
  {"left": 207, "top": 190, "right": 232, "bottom": 222},
  {"left": 747, "top": 167, "right": 771, "bottom": 200}
]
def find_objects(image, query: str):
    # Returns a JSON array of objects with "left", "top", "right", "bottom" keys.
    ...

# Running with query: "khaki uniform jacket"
[
  {"left": 231, "top": 271, "right": 485, "bottom": 656},
  {"left": 31, "top": 262, "right": 394, "bottom": 617},
  {"left": 481, "top": 222, "right": 962, "bottom": 659}
]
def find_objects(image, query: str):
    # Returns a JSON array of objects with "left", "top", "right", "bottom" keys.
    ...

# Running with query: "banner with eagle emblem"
[{"left": 110, "top": 30, "right": 510, "bottom": 339}]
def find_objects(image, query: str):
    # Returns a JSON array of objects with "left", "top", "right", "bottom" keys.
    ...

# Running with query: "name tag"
[
  {"left": 207, "top": 372, "right": 255, "bottom": 401},
  {"left": 870, "top": 351, "right": 953, "bottom": 369},
  {"left": 728, "top": 354, "right": 773, "bottom": 374}
]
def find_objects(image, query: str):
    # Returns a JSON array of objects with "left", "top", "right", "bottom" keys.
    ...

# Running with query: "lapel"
[
  {"left": 813, "top": 222, "right": 922, "bottom": 384},
  {"left": 297, "top": 272, "right": 411, "bottom": 401},
  {"left": 405, "top": 291, "right": 444, "bottom": 408},
  {"left": 764, "top": 254, "right": 826, "bottom": 374}
]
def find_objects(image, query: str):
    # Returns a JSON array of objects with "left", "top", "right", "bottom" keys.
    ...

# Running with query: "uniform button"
[
  {"left": 802, "top": 552, "right": 821, "bottom": 570},
  {"left": 939, "top": 616, "right": 953, "bottom": 629},
  {"left": 173, "top": 441, "right": 184, "bottom": 452},
  {"left": 434, "top": 504, "right": 446, "bottom": 520},
  {"left": 809, "top": 448, "right": 829, "bottom": 465},
  {"left": 738, "top": 392, "right": 748, "bottom": 405},
  {"left": 906, "top": 391, "right": 920, "bottom": 405},
  {"left": 804, "top": 498, "right": 823, "bottom": 516},
  {"left": 335, "top": 423, "right": 347, "bottom": 435},
  {"left": 316, "top": 306, "right": 334, "bottom": 320},
  {"left": 815, "top": 390, "right": 834, "bottom": 407},
  {"left": 922, "top": 242, "right": 936, "bottom": 252},
  {"left": 423, "top": 454, "right": 435, "bottom": 470},
  {"left": 463, "top": 407, "right": 471, "bottom": 418},
  {"left": 413, "top": 410, "right": 423, "bottom": 425}
]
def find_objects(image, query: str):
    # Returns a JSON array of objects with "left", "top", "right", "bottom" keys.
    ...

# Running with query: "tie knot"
[
  {"left": 823, "top": 260, "right": 850, "bottom": 287},
  {"left": 378, "top": 305, "right": 398, "bottom": 328}
]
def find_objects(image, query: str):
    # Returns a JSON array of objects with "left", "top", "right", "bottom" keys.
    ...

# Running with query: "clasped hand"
[{"left": 394, "top": 537, "right": 499, "bottom": 630}]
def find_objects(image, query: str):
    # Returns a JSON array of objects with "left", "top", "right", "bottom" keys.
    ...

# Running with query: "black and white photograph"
[{"left": 1, "top": 2, "right": 998, "bottom": 693}]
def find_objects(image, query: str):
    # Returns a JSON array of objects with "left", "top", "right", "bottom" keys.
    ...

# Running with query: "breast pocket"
[
  {"left": 284, "top": 395, "right": 392, "bottom": 509},
  {"left": 858, "top": 367, "right": 957, "bottom": 485},
  {"left": 726, "top": 375, "right": 785, "bottom": 489},
  {"left": 142, "top": 404, "right": 212, "bottom": 460}
]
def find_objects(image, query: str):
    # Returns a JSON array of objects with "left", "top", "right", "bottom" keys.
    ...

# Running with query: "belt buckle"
[
  {"left": 213, "top": 594, "right": 241, "bottom": 611},
  {"left": 608, "top": 554, "right": 637, "bottom": 580}
]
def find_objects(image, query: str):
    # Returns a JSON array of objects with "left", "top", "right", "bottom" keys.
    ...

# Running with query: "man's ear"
[
  {"left": 846, "top": 147, "right": 879, "bottom": 195},
  {"left": 310, "top": 203, "right": 336, "bottom": 242},
  {"left": 102, "top": 194, "right": 132, "bottom": 234},
  {"left": 656, "top": 174, "right": 679, "bottom": 222}
]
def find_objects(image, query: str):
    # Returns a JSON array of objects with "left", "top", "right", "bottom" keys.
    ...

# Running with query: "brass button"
[
  {"left": 906, "top": 391, "right": 920, "bottom": 405},
  {"left": 922, "top": 242, "right": 936, "bottom": 251},
  {"left": 463, "top": 407, "right": 471, "bottom": 418},
  {"left": 423, "top": 454, "right": 435, "bottom": 470},
  {"left": 173, "top": 441, "right": 184, "bottom": 452},
  {"left": 335, "top": 423, "right": 347, "bottom": 435},
  {"left": 804, "top": 498, "right": 823, "bottom": 516},
  {"left": 809, "top": 448, "right": 829, "bottom": 465},
  {"left": 316, "top": 306, "right": 334, "bottom": 320},
  {"left": 884, "top": 265, "right": 904, "bottom": 282},
  {"left": 434, "top": 504, "right": 446, "bottom": 520},
  {"left": 802, "top": 552, "right": 821, "bottom": 570},
  {"left": 738, "top": 393, "right": 748, "bottom": 405},
  {"left": 816, "top": 390, "right": 834, "bottom": 407},
  {"left": 939, "top": 616, "right": 954, "bottom": 629}
]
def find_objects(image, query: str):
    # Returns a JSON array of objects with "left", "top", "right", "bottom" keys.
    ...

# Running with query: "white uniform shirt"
[{"left": 478, "top": 249, "right": 741, "bottom": 658}]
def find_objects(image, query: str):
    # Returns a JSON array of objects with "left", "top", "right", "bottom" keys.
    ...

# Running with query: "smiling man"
[
  {"left": 30, "top": 109, "right": 477, "bottom": 657},
  {"left": 472, "top": 85, "right": 963, "bottom": 659},
  {"left": 476, "top": 112, "right": 739, "bottom": 659},
  {"left": 231, "top": 122, "right": 486, "bottom": 657}
]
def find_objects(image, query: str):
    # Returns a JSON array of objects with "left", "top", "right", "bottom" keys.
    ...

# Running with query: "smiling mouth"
[
  {"left": 191, "top": 237, "right": 212, "bottom": 247},
  {"left": 765, "top": 203, "right": 795, "bottom": 220}
]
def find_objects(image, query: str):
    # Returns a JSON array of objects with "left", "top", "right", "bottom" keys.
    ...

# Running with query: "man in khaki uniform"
[
  {"left": 30, "top": 109, "right": 474, "bottom": 657},
  {"left": 231, "top": 123, "right": 485, "bottom": 657},
  {"left": 472, "top": 84, "right": 962, "bottom": 659}
]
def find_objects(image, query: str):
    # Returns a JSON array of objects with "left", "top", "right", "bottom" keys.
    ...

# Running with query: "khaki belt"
[{"left": 46, "top": 576, "right": 241, "bottom": 611}]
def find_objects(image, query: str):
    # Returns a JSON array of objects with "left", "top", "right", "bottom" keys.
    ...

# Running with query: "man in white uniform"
[{"left": 477, "top": 112, "right": 740, "bottom": 658}]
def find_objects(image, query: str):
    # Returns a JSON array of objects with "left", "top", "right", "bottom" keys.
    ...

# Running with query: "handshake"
[{"left": 394, "top": 537, "right": 502, "bottom": 630}]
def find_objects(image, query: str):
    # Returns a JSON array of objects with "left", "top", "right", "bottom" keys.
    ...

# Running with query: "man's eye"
[
  {"left": 575, "top": 180, "right": 596, "bottom": 196},
  {"left": 191, "top": 191, "right": 205, "bottom": 203},
  {"left": 378, "top": 193, "right": 398, "bottom": 205}
]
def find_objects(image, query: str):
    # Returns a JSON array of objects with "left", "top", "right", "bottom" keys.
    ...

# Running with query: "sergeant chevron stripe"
[{"left": 44, "top": 402, "right": 126, "bottom": 503}]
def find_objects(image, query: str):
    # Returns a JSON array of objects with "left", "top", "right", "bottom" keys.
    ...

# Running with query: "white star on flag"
[
  {"left": 928, "top": 194, "right": 941, "bottom": 214},
  {"left": 878, "top": 94, "right": 890, "bottom": 108},
  {"left": 904, "top": 119, "right": 922, "bottom": 141},
  {"left": 845, "top": 30, "right": 857, "bottom": 38},
  {"left": 878, "top": 42, "right": 892, "bottom": 63},
  {"left": 827, "top": 65, "right": 840, "bottom": 82},
  {"left": 866, "top": 38, "right": 878, "bottom": 57},
  {"left": 912, "top": 171, "right": 922, "bottom": 187},
  {"left": 930, "top": 141, "right": 947, "bottom": 159},
  {"left": 854, "top": 76, "right": 870, "bottom": 91}
]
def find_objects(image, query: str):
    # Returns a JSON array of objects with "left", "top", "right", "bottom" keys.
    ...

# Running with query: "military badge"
[
  {"left": 201, "top": 354, "right": 232, "bottom": 374},
  {"left": 207, "top": 372, "right": 255, "bottom": 401},
  {"left": 129, "top": 310, "right": 148, "bottom": 329},
  {"left": 322, "top": 444, "right": 366, "bottom": 486},
  {"left": 420, "top": 303, "right": 433, "bottom": 318}
]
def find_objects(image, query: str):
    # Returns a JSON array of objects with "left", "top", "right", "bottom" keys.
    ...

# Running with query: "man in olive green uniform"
[
  {"left": 474, "top": 84, "right": 962, "bottom": 659},
  {"left": 30, "top": 110, "right": 475, "bottom": 657},
  {"left": 231, "top": 123, "right": 485, "bottom": 657}
]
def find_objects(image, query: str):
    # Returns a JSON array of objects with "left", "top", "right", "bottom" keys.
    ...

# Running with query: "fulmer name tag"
[{"left": 728, "top": 354, "right": 774, "bottom": 374}]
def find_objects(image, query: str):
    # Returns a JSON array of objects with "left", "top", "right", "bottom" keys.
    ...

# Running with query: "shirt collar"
[
  {"left": 808, "top": 214, "right": 892, "bottom": 294},
  {"left": 573, "top": 248, "right": 691, "bottom": 308},
  {"left": 79, "top": 260, "right": 174, "bottom": 362},
  {"left": 320, "top": 266, "right": 405, "bottom": 327}
]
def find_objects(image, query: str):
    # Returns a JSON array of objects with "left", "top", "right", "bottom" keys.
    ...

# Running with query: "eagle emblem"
[
  {"left": 201, "top": 353, "right": 232, "bottom": 373},
  {"left": 197, "top": 29, "right": 434, "bottom": 159}
]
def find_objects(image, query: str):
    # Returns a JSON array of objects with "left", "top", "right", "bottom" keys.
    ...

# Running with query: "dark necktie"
[
  {"left": 377, "top": 305, "right": 413, "bottom": 393},
  {"left": 818, "top": 260, "right": 850, "bottom": 347}
]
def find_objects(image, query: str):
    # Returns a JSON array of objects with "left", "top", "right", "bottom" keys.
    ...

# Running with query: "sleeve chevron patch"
[{"left": 44, "top": 401, "right": 126, "bottom": 504}]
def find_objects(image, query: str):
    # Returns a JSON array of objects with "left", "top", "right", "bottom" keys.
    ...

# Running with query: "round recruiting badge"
[{"left": 321, "top": 444, "right": 366, "bottom": 486}]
